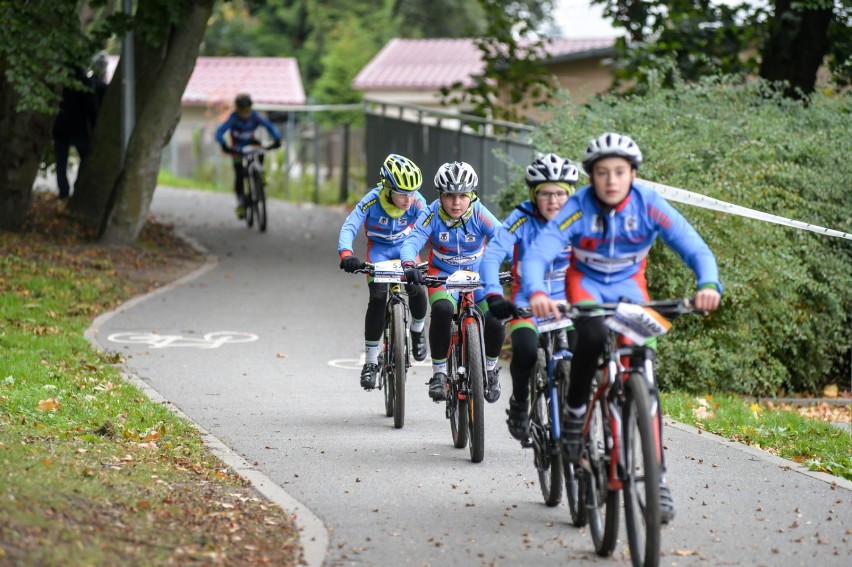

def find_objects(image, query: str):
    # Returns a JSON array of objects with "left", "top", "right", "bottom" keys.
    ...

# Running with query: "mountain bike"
[
  {"left": 562, "top": 299, "right": 704, "bottom": 567},
  {"left": 423, "top": 269, "right": 511, "bottom": 463},
  {"left": 354, "top": 260, "right": 425, "bottom": 429},
  {"left": 515, "top": 306, "right": 574, "bottom": 507},
  {"left": 239, "top": 145, "right": 267, "bottom": 232}
]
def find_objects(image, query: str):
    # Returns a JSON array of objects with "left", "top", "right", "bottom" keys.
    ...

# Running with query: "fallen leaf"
[
  {"left": 674, "top": 549, "right": 698, "bottom": 556},
  {"left": 823, "top": 384, "right": 839, "bottom": 398},
  {"left": 276, "top": 353, "right": 288, "bottom": 358},
  {"left": 37, "top": 397, "right": 61, "bottom": 411}
]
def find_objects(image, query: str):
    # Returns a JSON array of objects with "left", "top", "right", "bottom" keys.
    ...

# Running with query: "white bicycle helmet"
[
  {"left": 525, "top": 153, "right": 579, "bottom": 187},
  {"left": 434, "top": 161, "right": 478, "bottom": 193},
  {"left": 581, "top": 132, "right": 643, "bottom": 173}
]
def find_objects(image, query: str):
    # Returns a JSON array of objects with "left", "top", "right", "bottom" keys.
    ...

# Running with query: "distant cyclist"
[
  {"left": 480, "top": 153, "right": 579, "bottom": 440},
  {"left": 522, "top": 132, "right": 722, "bottom": 523},
  {"left": 215, "top": 93, "right": 282, "bottom": 219},
  {"left": 400, "top": 161, "right": 505, "bottom": 403},
  {"left": 338, "top": 154, "right": 430, "bottom": 390}
]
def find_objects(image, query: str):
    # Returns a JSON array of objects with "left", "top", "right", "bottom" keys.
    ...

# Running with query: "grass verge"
[
  {"left": 0, "top": 193, "right": 302, "bottom": 565},
  {"left": 663, "top": 391, "right": 851, "bottom": 481}
]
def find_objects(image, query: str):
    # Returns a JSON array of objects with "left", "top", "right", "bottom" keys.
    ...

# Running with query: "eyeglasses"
[{"left": 537, "top": 190, "right": 569, "bottom": 201}]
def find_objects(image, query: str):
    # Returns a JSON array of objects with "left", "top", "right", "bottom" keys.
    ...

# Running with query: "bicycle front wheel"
[
  {"left": 622, "top": 372, "right": 661, "bottom": 567},
  {"left": 248, "top": 168, "right": 266, "bottom": 232},
  {"left": 449, "top": 331, "right": 469, "bottom": 449},
  {"left": 254, "top": 169, "right": 267, "bottom": 232},
  {"left": 244, "top": 174, "right": 254, "bottom": 228},
  {"left": 558, "top": 359, "right": 585, "bottom": 525},
  {"left": 464, "top": 320, "right": 485, "bottom": 463},
  {"left": 586, "top": 395, "right": 619, "bottom": 557},
  {"left": 531, "top": 348, "right": 563, "bottom": 506},
  {"left": 390, "top": 301, "right": 406, "bottom": 429}
]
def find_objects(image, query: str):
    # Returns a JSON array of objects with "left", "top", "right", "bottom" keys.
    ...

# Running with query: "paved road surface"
[{"left": 90, "top": 187, "right": 851, "bottom": 566}]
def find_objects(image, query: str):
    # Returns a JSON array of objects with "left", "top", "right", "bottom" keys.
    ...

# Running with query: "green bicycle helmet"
[{"left": 380, "top": 154, "right": 423, "bottom": 193}]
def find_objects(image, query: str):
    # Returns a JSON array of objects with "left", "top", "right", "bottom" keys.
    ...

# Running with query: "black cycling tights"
[
  {"left": 566, "top": 316, "right": 609, "bottom": 409},
  {"left": 365, "top": 282, "right": 428, "bottom": 342},
  {"left": 429, "top": 298, "right": 505, "bottom": 362},
  {"left": 508, "top": 326, "right": 539, "bottom": 401}
]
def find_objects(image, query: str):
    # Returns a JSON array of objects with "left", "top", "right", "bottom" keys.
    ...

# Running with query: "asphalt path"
[{"left": 90, "top": 187, "right": 851, "bottom": 567}]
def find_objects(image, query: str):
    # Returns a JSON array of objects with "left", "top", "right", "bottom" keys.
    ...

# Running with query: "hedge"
[{"left": 498, "top": 77, "right": 852, "bottom": 396}]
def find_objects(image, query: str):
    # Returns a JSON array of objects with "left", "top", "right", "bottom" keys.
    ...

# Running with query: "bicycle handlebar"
[
  {"left": 422, "top": 271, "right": 513, "bottom": 289},
  {"left": 353, "top": 261, "right": 429, "bottom": 280},
  {"left": 516, "top": 298, "right": 706, "bottom": 320}
]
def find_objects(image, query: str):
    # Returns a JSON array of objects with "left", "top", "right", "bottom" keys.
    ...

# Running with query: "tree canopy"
[{"left": 594, "top": 0, "right": 851, "bottom": 97}]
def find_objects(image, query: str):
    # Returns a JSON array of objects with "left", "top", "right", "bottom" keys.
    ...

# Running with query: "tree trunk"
[
  {"left": 66, "top": 55, "right": 124, "bottom": 227},
  {"left": 99, "top": 0, "right": 214, "bottom": 245},
  {"left": 759, "top": 0, "right": 833, "bottom": 98},
  {"left": 0, "top": 59, "right": 56, "bottom": 232}
]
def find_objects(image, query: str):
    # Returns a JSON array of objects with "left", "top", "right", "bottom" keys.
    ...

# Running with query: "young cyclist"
[
  {"left": 480, "top": 153, "right": 579, "bottom": 441},
  {"left": 215, "top": 93, "right": 282, "bottom": 219},
  {"left": 522, "top": 132, "right": 722, "bottom": 523},
  {"left": 338, "top": 154, "right": 429, "bottom": 390},
  {"left": 400, "top": 161, "right": 505, "bottom": 403}
]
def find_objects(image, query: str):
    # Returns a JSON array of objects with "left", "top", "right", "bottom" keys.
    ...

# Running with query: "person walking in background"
[
  {"left": 52, "top": 64, "right": 97, "bottom": 200},
  {"left": 90, "top": 50, "right": 109, "bottom": 111},
  {"left": 215, "top": 93, "right": 282, "bottom": 219}
]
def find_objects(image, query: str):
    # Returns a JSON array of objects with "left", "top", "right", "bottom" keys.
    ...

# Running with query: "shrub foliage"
[{"left": 503, "top": 78, "right": 852, "bottom": 396}]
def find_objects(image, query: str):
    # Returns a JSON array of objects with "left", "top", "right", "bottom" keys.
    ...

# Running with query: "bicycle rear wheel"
[
  {"left": 586, "top": 395, "right": 619, "bottom": 557},
  {"left": 464, "top": 320, "right": 485, "bottom": 463},
  {"left": 556, "top": 358, "right": 585, "bottom": 525},
  {"left": 531, "top": 348, "right": 563, "bottom": 506},
  {"left": 449, "top": 331, "right": 469, "bottom": 449},
  {"left": 622, "top": 371, "right": 661, "bottom": 567},
  {"left": 390, "top": 301, "right": 406, "bottom": 429}
]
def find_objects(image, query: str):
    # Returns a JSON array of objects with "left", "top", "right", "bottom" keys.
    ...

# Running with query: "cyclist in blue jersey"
[
  {"left": 401, "top": 161, "right": 505, "bottom": 403},
  {"left": 215, "top": 93, "right": 282, "bottom": 219},
  {"left": 480, "top": 153, "right": 580, "bottom": 440},
  {"left": 338, "top": 154, "right": 429, "bottom": 389},
  {"left": 522, "top": 132, "right": 722, "bottom": 523}
]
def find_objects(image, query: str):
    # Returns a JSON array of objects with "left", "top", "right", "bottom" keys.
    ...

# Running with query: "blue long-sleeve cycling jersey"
[
  {"left": 522, "top": 183, "right": 721, "bottom": 300},
  {"left": 400, "top": 198, "right": 500, "bottom": 273},
  {"left": 338, "top": 186, "right": 427, "bottom": 260},
  {"left": 481, "top": 201, "right": 570, "bottom": 307},
  {"left": 215, "top": 110, "right": 282, "bottom": 148}
]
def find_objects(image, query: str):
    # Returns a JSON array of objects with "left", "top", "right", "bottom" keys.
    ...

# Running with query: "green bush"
[{"left": 503, "top": 78, "right": 852, "bottom": 396}]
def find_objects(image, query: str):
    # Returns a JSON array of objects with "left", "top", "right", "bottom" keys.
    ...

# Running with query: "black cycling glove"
[
  {"left": 340, "top": 256, "right": 362, "bottom": 273},
  {"left": 486, "top": 294, "right": 519, "bottom": 319},
  {"left": 403, "top": 263, "right": 424, "bottom": 285}
]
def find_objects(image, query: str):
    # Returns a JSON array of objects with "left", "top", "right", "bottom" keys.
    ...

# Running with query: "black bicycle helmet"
[{"left": 235, "top": 93, "right": 253, "bottom": 109}]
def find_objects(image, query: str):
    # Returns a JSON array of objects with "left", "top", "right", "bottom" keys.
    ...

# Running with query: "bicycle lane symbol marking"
[
  {"left": 327, "top": 353, "right": 433, "bottom": 370},
  {"left": 106, "top": 331, "right": 259, "bottom": 349}
]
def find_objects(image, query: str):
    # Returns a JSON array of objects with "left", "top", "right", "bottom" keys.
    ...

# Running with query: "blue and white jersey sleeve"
[
  {"left": 521, "top": 197, "right": 582, "bottom": 299},
  {"left": 642, "top": 186, "right": 721, "bottom": 291},
  {"left": 399, "top": 205, "right": 434, "bottom": 265},
  {"left": 338, "top": 188, "right": 378, "bottom": 254},
  {"left": 481, "top": 210, "right": 522, "bottom": 297}
]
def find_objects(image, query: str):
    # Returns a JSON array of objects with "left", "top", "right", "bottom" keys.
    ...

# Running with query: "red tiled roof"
[
  {"left": 106, "top": 56, "right": 306, "bottom": 106},
  {"left": 352, "top": 37, "right": 614, "bottom": 91}
]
